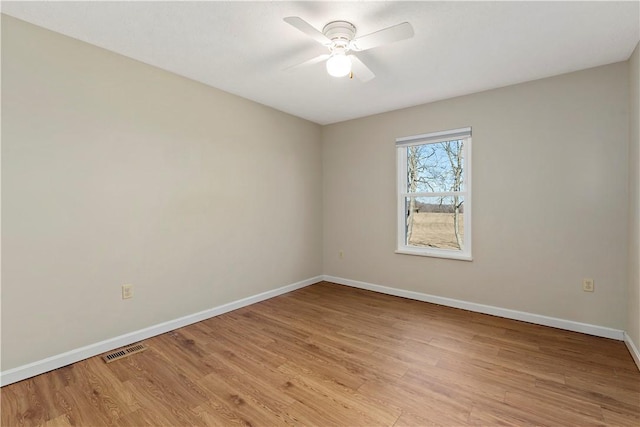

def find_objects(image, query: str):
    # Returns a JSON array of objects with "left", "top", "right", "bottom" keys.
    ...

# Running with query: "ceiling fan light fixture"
[{"left": 326, "top": 53, "right": 352, "bottom": 77}]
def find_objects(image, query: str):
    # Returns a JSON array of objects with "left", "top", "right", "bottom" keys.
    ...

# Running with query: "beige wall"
[
  {"left": 323, "top": 63, "right": 630, "bottom": 329},
  {"left": 629, "top": 42, "right": 640, "bottom": 348},
  {"left": 1, "top": 15, "right": 323, "bottom": 370}
]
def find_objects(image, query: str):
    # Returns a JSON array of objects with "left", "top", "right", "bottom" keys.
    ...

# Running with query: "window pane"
[
  {"left": 406, "top": 140, "right": 465, "bottom": 193},
  {"left": 405, "top": 196, "right": 465, "bottom": 250}
]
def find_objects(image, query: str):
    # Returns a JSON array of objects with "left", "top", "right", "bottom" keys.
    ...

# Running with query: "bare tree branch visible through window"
[{"left": 406, "top": 140, "right": 464, "bottom": 249}]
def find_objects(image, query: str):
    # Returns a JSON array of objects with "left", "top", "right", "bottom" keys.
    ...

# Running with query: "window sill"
[{"left": 395, "top": 248, "right": 473, "bottom": 261}]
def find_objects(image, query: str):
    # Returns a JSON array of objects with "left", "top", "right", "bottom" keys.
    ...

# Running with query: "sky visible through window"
[{"left": 408, "top": 140, "right": 464, "bottom": 194}]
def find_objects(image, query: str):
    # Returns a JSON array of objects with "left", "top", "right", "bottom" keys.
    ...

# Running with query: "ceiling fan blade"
[
  {"left": 284, "top": 54, "right": 331, "bottom": 71},
  {"left": 350, "top": 55, "right": 375, "bottom": 82},
  {"left": 284, "top": 16, "right": 332, "bottom": 46},
  {"left": 351, "top": 22, "right": 414, "bottom": 51}
]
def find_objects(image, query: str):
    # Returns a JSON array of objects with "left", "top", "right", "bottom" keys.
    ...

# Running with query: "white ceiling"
[{"left": 2, "top": 1, "right": 639, "bottom": 125}]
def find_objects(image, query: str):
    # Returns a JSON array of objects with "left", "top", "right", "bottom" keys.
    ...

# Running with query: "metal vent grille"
[{"left": 102, "top": 343, "right": 148, "bottom": 363}]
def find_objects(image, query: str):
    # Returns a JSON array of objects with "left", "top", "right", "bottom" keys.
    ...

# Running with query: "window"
[{"left": 396, "top": 127, "right": 472, "bottom": 260}]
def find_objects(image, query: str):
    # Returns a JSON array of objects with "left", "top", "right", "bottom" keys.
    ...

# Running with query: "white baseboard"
[
  {"left": 0, "top": 276, "right": 322, "bottom": 387},
  {"left": 323, "top": 275, "right": 625, "bottom": 341},
  {"left": 624, "top": 332, "right": 640, "bottom": 371}
]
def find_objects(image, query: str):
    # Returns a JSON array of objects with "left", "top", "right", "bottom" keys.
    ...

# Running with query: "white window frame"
[{"left": 395, "top": 127, "right": 472, "bottom": 261}]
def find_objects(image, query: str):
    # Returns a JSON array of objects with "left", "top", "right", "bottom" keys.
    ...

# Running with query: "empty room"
[{"left": 2, "top": 1, "right": 639, "bottom": 426}]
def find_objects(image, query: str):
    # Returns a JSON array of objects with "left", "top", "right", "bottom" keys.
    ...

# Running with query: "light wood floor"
[{"left": 2, "top": 281, "right": 639, "bottom": 426}]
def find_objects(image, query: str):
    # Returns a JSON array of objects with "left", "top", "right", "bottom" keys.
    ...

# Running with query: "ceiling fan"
[{"left": 283, "top": 16, "right": 414, "bottom": 82}]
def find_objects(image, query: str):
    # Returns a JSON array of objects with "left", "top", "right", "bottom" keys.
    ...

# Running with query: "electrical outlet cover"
[
  {"left": 582, "top": 279, "right": 594, "bottom": 292},
  {"left": 122, "top": 284, "right": 134, "bottom": 299}
]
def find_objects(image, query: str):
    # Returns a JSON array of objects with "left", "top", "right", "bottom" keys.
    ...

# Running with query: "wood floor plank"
[
  {"left": 1, "top": 380, "right": 48, "bottom": 427},
  {"left": 277, "top": 359, "right": 367, "bottom": 391},
  {"left": 601, "top": 405, "right": 640, "bottom": 426},
  {"left": 504, "top": 390, "right": 606, "bottom": 426},
  {"left": 405, "top": 364, "right": 508, "bottom": 404},
  {"left": 114, "top": 407, "right": 173, "bottom": 427},
  {"left": 196, "top": 373, "right": 296, "bottom": 426},
  {"left": 2, "top": 281, "right": 639, "bottom": 426},
  {"left": 492, "top": 347, "right": 569, "bottom": 383},
  {"left": 281, "top": 375, "right": 400, "bottom": 427},
  {"left": 357, "top": 377, "right": 472, "bottom": 425},
  {"left": 40, "top": 414, "right": 73, "bottom": 427},
  {"left": 467, "top": 403, "right": 547, "bottom": 427},
  {"left": 435, "top": 356, "right": 539, "bottom": 393},
  {"left": 564, "top": 372, "right": 640, "bottom": 407},
  {"left": 201, "top": 349, "right": 297, "bottom": 411}
]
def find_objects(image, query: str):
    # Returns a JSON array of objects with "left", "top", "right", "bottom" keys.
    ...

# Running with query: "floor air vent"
[{"left": 102, "top": 343, "right": 148, "bottom": 363}]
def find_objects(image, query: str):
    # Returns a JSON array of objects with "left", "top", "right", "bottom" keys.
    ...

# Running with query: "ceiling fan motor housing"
[{"left": 323, "top": 21, "right": 356, "bottom": 49}]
